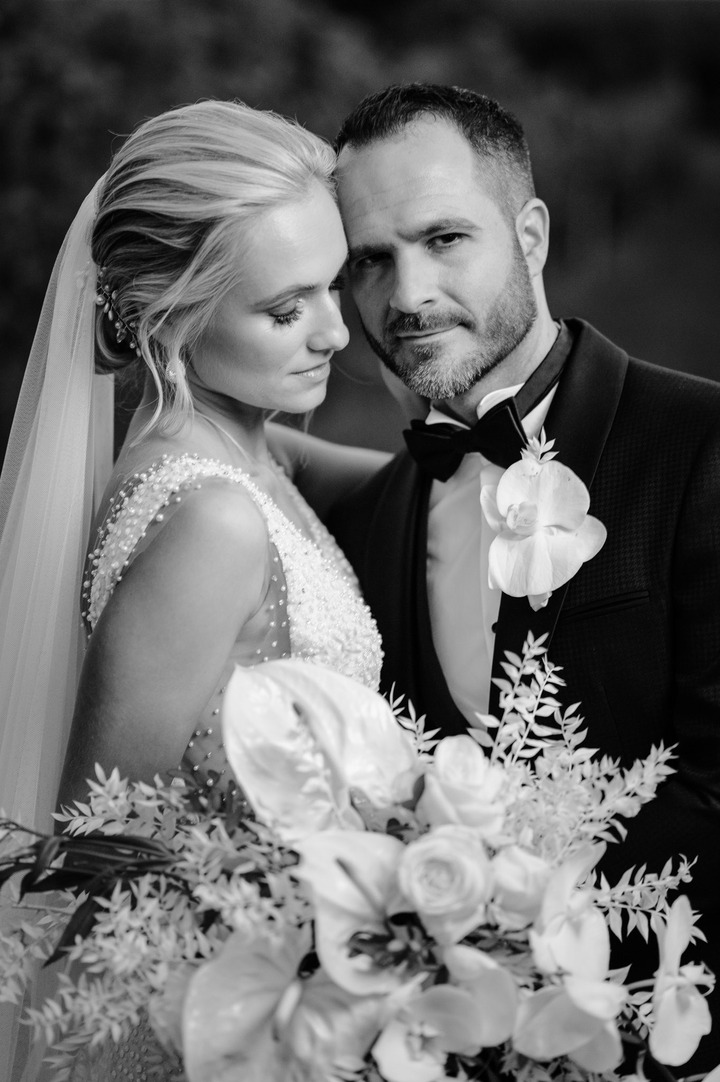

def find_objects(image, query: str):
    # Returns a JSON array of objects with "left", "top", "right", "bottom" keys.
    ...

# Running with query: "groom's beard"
[{"left": 359, "top": 240, "right": 538, "bottom": 401}]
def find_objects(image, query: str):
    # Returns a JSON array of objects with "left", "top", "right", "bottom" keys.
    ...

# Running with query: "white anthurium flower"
[
  {"left": 372, "top": 984, "right": 494, "bottom": 1082},
  {"left": 294, "top": 830, "right": 408, "bottom": 995},
  {"left": 183, "top": 925, "right": 384, "bottom": 1082},
  {"left": 649, "top": 894, "right": 713, "bottom": 1066},
  {"left": 221, "top": 659, "right": 419, "bottom": 844},
  {"left": 183, "top": 926, "right": 308, "bottom": 1082},
  {"left": 480, "top": 436, "right": 606, "bottom": 611},
  {"left": 416, "top": 734, "right": 507, "bottom": 841}
]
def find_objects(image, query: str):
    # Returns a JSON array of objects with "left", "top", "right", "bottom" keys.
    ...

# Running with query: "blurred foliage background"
[{"left": 1, "top": 0, "right": 719, "bottom": 460}]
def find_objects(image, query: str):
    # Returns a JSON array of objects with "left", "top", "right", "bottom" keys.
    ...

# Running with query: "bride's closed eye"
[
  {"left": 270, "top": 301, "right": 304, "bottom": 327},
  {"left": 270, "top": 275, "right": 345, "bottom": 327}
]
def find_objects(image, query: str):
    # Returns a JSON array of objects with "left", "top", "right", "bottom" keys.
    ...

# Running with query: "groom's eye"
[
  {"left": 351, "top": 252, "right": 387, "bottom": 274},
  {"left": 430, "top": 233, "right": 464, "bottom": 249}
]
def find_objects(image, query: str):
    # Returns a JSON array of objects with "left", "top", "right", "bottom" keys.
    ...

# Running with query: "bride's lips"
[{"left": 293, "top": 360, "right": 331, "bottom": 380}]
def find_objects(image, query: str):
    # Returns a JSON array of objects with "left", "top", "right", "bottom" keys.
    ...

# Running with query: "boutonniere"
[{"left": 480, "top": 431, "right": 606, "bottom": 611}]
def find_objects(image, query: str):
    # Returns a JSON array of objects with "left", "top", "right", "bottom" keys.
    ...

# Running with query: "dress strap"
[{"left": 84, "top": 454, "right": 271, "bottom": 630}]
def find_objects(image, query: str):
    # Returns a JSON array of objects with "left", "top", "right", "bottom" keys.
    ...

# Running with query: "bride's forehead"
[{"left": 240, "top": 187, "right": 346, "bottom": 268}]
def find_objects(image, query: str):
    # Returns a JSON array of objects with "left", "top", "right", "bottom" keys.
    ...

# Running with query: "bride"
[{"left": 0, "top": 98, "right": 387, "bottom": 1080}]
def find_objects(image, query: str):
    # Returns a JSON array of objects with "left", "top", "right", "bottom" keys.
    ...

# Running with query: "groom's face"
[{"left": 336, "top": 117, "right": 536, "bottom": 403}]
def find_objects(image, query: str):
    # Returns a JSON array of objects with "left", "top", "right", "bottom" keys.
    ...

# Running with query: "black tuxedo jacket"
[{"left": 329, "top": 319, "right": 720, "bottom": 1073}]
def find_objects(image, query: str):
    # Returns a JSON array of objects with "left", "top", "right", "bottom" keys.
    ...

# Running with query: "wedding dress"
[{"left": 66, "top": 454, "right": 383, "bottom": 1081}]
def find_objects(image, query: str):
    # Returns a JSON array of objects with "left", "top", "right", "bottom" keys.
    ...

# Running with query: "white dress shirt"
[{"left": 425, "top": 384, "right": 558, "bottom": 722}]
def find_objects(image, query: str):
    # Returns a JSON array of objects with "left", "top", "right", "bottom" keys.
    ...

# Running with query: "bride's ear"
[{"left": 516, "top": 198, "right": 550, "bottom": 278}]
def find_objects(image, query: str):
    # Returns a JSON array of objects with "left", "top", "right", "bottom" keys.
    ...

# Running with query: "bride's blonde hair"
[{"left": 91, "top": 99, "right": 336, "bottom": 434}]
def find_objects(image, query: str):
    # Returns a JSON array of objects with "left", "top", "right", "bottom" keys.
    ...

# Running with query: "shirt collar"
[{"left": 425, "top": 321, "right": 568, "bottom": 439}]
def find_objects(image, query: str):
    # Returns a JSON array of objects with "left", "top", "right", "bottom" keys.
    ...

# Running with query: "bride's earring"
[{"left": 167, "top": 360, "right": 185, "bottom": 384}]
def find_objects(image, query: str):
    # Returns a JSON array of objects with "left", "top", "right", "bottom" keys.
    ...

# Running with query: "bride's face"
[{"left": 189, "top": 182, "right": 349, "bottom": 415}]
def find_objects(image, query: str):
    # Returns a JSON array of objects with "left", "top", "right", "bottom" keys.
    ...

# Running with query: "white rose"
[
  {"left": 398, "top": 825, "right": 493, "bottom": 946},
  {"left": 417, "top": 735, "right": 506, "bottom": 840},
  {"left": 491, "top": 846, "right": 551, "bottom": 929}
]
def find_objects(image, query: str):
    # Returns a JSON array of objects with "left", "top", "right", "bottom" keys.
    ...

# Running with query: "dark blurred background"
[{"left": 2, "top": 0, "right": 719, "bottom": 461}]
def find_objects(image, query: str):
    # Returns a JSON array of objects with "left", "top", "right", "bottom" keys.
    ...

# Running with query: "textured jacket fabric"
[{"left": 328, "top": 319, "right": 720, "bottom": 1074}]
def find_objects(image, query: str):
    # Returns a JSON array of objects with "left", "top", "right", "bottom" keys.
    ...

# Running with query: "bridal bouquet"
[{"left": 0, "top": 636, "right": 715, "bottom": 1082}]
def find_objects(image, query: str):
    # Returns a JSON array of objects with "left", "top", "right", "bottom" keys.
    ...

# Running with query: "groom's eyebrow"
[{"left": 349, "top": 217, "right": 479, "bottom": 261}]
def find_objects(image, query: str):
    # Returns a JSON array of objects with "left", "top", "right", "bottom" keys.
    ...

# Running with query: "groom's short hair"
[{"left": 335, "top": 82, "right": 536, "bottom": 218}]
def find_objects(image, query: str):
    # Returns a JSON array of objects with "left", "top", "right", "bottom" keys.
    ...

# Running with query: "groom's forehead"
[
  {"left": 336, "top": 134, "right": 500, "bottom": 245},
  {"left": 336, "top": 116, "right": 475, "bottom": 186}
]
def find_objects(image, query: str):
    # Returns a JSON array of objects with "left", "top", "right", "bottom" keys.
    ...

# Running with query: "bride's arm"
[
  {"left": 57, "top": 484, "right": 269, "bottom": 808},
  {"left": 266, "top": 422, "right": 391, "bottom": 519}
]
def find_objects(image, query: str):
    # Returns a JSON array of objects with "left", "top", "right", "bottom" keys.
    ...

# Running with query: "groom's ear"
[{"left": 516, "top": 198, "right": 550, "bottom": 278}]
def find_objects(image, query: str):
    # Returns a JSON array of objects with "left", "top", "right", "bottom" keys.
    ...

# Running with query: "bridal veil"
[
  {"left": 0, "top": 179, "right": 113, "bottom": 1081},
  {"left": 0, "top": 179, "right": 114, "bottom": 835}
]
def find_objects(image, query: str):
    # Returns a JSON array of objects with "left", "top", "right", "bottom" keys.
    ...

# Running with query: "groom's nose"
[{"left": 389, "top": 252, "right": 439, "bottom": 314}]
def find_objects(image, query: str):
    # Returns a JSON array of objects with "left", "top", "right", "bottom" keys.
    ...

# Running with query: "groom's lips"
[{"left": 395, "top": 324, "right": 459, "bottom": 341}]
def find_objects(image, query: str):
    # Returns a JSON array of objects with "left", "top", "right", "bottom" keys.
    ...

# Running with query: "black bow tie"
[
  {"left": 403, "top": 331, "right": 569, "bottom": 481},
  {"left": 405, "top": 400, "right": 527, "bottom": 480}
]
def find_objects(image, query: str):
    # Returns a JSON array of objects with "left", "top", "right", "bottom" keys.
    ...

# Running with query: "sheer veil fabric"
[{"left": 0, "top": 179, "right": 114, "bottom": 1082}]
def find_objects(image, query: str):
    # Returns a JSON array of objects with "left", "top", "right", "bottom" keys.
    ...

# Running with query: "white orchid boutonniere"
[{"left": 480, "top": 432, "right": 607, "bottom": 611}]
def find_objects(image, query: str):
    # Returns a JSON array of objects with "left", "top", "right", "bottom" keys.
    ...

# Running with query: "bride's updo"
[{"left": 91, "top": 99, "right": 336, "bottom": 433}]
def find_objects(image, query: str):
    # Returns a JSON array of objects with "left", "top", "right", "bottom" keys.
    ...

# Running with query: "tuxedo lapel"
[
  {"left": 363, "top": 454, "right": 468, "bottom": 734},
  {"left": 490, "top": 320, "right": 629, "bottom": 713}
]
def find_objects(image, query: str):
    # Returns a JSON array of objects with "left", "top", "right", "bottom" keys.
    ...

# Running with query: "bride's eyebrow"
[
  {"left": 252, "top": 283, "right": 316, "bottom": 309},
  {"left": 252, "top": 259, "right": 348, "bottom": 308}
]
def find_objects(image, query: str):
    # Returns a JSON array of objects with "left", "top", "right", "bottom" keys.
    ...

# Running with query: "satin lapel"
[
  {"left": 358, "top": 453, "right": 420, "bottom": 674},
  {"left": 363, "top": 453, "right": 469, "bottom": 734},
  {"left": 490, "top": 320, "right": 629, "bottom": 713}
]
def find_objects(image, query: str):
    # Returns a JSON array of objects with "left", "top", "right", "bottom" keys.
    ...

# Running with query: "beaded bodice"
[{"left": 85, "top": 453, "right": 382, "bottom": 685}]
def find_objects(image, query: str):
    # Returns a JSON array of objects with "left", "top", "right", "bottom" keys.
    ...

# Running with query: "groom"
[{"left": 328, "top": 82, "right": 720, "bottom": 1074}]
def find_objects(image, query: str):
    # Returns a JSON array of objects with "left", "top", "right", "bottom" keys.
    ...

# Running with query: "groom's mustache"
[{"left": 386, "top": 309, "right": 475, "bottom": 338}]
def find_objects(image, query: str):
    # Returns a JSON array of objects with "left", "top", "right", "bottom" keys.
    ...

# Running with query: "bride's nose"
[{"left": 308, "top": 296, "right": 350, "bottom": 353}]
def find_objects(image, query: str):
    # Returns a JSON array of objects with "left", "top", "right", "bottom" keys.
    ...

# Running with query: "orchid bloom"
[
  {"left": 480, "top": 436, "right": 606, "bottom": 610},
  {"left": 221, "top": 659, "right": 419, "bottom": 844},
  {"left": 529, "top": 844, "right": 608, "bottom": 979},
  {"left": 182, "top": 926, "right": 384, "bottom": 1082},
  {"left": 515, "top": 843, "right": 626, "bottom": 1073},
  {"left": 372, "top": 984, "right": 499, "bottom": 1082},
  {"left": 649, "top": 894, "right": 713, "bottom": 1066},
  {"left": 443, "top": 944, "right": 518, "bottom": 1044}
]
